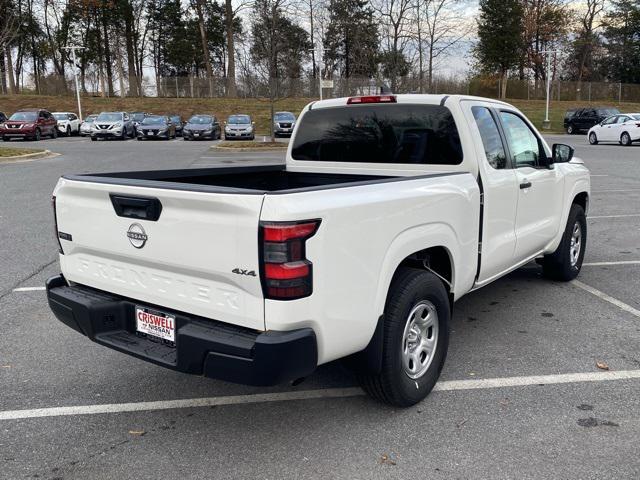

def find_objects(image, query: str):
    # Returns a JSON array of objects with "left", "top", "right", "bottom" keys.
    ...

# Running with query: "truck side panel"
[{"left": 260, "top": 173, "right": 480, "bottom": 365}]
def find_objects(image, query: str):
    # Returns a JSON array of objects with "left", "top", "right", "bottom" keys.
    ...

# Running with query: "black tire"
[
  {"left": 357, "top": 268, "right": 450, "bottom": 407},
  {"left": 91, "top": 136, "right": 97, "bottom": 141},
  {"left": 183, "top": 136, "right": 189, "bottom": 141},
  {"left": 2, "top": 137, "right": 9, "bottom": 142},
  {"left": 34, "top": 129, "right": 41, "bottom": 141},
  {"left": 542, "top": 204, "right": 586, "bottom": 281},
  {"left": 51, "top": 127, "right": 58, "bottom": 139},
  {"left": 121, "top": 130, "right": 126, "bottom": 140},
  {"left": 588, "top": 132, "right": 598, "bottom": 145},
  {"left": 567, "top": 124, "right": 574, "bottom": 135},
  {"left": 137, "top": 137, "right": 142, "bottom": 141},
  {"left": 621, "top": 132, "right": 632, "bottom": 147},
  {"left": 66, "top": 126, "right": 71, "bottom": 137}
]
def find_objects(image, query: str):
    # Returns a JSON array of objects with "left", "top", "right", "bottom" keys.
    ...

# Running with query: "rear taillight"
[
  {"left": 260, "top": 220, "right": 320, "bottom": 300},
  {"left": 52, "top": 195, "right": 64, "bottom": 254},
  {"left": 347, "top": 95, "right": 396, "bottom": 104}
]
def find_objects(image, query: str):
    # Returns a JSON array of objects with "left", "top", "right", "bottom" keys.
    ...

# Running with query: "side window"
[
  {"left": 471, "top": 107, "right": 507, "bottom": 170},
  {"left": 39, "top": 111, "right": 46, "bottom": 119},
  {"left": 617, "top": 116, "right": 630, "bottom": 124},
  {"left": 499, "top": 111, "right": 542, "bottom": 169},
  {"left": 602, "top": 116, "right": 616, "bottom": 125}
]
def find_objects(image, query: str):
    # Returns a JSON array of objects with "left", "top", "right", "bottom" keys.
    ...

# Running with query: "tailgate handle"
[{"left": 110, "top": 194, "right": 162, "bottom": 221}]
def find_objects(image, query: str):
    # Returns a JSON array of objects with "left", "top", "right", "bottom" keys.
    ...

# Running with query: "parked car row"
[
  {"left": 1, "top": 108, "right": 298, "bottom": 142},
  {"left": 564, "top": 106, "right": 640, "bottom": 146}
]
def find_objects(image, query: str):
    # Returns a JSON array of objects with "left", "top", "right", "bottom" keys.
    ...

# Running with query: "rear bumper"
[{"left": 46, "top": 274, "right": 317, "bottom": 386}]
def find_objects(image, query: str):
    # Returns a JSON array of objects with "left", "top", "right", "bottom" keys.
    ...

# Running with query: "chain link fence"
[{"left": 2, "top": 72, "right": 640, "bottom": 103}]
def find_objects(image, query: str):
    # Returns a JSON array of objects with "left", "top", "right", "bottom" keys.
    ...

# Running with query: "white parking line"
[
  {"left": 593, "top": 189, "right": 640, "bottom": 193},
  {"left": 1, "top": 370, "right": 639, "bottom": 421},
  {"left": 572, "top": 280, "right": 640, "bottom": 318},
  {"left": 589, "top": 214, "right": 640, "bottom": 219},
  {"left": 12, "top": 286, "right": 46, "bottom": 292},
  {"left": 583, "top": 261, "right": 640, "bottom": 266}
]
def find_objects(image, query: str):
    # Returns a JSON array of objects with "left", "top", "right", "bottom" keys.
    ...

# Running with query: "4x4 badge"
[{"left": 127, "top": 223, "right": 148, "bottom": 249}]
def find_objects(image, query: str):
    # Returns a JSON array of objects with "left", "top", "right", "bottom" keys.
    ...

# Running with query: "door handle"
[{"left": 520, "top": 181, "right": 532, "bottom": 189}]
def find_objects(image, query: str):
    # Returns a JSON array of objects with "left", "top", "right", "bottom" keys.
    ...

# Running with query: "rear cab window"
[{"left": 291, "top": 104, "right": 463, "bottom": 165}]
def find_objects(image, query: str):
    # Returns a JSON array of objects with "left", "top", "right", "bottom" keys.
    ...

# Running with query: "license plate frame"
[{"left": 135, "top": 306, "right": 176, "bottom": 344}]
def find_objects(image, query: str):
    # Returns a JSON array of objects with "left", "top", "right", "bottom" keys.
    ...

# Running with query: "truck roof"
[{"left": 308, "top": 94, "right": 511, "bottom": 110}]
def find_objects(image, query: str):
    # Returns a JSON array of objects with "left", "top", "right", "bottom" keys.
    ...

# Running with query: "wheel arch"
[{"left": 346, "top": 240, "right": 458, "bottom": 376}]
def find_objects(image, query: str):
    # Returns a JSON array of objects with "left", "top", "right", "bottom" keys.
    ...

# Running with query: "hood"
[
  {"left": 139, "top": 123, "right": 167, "bottom": 130},
  {"left": 227, "top": 124, "right": 251, "bottom": 129},
  {"left": 186, "top": 123, "right": 212, "bottom": 131}
]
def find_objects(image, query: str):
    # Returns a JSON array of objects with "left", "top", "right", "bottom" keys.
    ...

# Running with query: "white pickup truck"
[{"left": 47, "top": 94, "right": 590, "bottom": 407}]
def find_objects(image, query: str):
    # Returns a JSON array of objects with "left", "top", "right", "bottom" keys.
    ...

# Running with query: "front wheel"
[
  {"left": 34, "top": 129, "right": 41, "bottom": 141},
  {"left": 588, "top": 132, "right": 598, "bottom": 145},
  {"left": 357, "top": 268, "right": 450, "bottom": 407},
  {"left": 567, "top": 124, "right": 574, "bottom": 135},
  {"left": 621, "top": 132, "right": 632, "bottom": 147},
  {"left": 542, "top": 204, "right": 586, "bottom": 281},
  {"left": 66, "top": 126, "right": 71, "bottom": 137}
]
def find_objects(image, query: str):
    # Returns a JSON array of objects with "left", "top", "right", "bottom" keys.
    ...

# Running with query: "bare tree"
[
  {"left": 575, "top": 0, "right": 605, "bottom": 99},
  {"left": 374, "top": 0, "right": 414, "bottom": 91},
  {"left": 412, "top": 0, "right": 472, "bottom": 93}
]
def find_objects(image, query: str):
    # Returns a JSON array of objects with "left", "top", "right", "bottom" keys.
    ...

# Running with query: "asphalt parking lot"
[{"left": 1, "top": 134, "right": 639, "bottom": 479}]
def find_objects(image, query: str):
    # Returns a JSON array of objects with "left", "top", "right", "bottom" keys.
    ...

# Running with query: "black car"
[
  {"left": 564, "top": 107, "right": 620, "bottom": 134},
  {"left": 130, "top": 112, "right": 147, "bottom": 134},
  {"left": 183, "top": 115, "right": 221, "bottom": 140},
  {"left": 136, "top": 115, "right": 176, "bottom": 140},
  {"left": 0, "top": 112, "right": 7, "bottom": 123},
  {"left": 169, "top": 114, "right": 184, "bottom": 136}
]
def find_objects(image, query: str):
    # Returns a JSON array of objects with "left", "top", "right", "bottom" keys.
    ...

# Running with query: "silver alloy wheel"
[
  {"left": 589, "top": 132, "right": 597, "bottom": 144},
  {"left": 569, "top": 221, "right": 582, "bottom": 267},
  {"left": 621, "top": 133, "right": 631, "bottom": 146},
  {"left": 401, "top": 300, "right": 439, "bottom": 379}
]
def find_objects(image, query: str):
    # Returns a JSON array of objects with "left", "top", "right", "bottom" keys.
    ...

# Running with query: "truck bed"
[{"left": 64, "top": 165, "right": 401, "bottom": 194}]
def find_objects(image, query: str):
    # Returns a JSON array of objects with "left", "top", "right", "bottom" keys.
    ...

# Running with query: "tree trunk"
[
  {"left": 102, "top": 7, "right": 115, "bottom": 96},
  {"left": 194, "top": 0, "right": 214, "bottom": 97},
  {"left": 225, "top": 0, "right": 237, "bottom": 97},
  {"left": 0, "top": 52, "right": 6, "bottom": 94},
  {"left": 5, "top": 47, "right": 17, "bottom": 93},
  {"left": 501, "top": 70, "right": 508, "bottom": 99},
  {"left": 124, "top": 2, "right": 139, "bottom": 96}
]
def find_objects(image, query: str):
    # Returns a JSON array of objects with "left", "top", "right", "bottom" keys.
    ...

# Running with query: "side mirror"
[{"left": 552, "top": 143, "right": 574, "bottom": 164}]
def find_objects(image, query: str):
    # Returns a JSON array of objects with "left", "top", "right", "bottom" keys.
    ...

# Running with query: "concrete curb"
[
  {"left": 0, "top": 150, "right": 60, "bottom": 164},
  {"left": 210, "top": 145, "right": 288, "bottom": 152}
]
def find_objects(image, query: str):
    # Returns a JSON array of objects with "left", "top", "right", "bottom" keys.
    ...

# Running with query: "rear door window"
[
  {"left": 291, "top": 104, "right": 463, "bottom": 165},
  {"left": 471, "top": 107, "right": 507, "bottom": 169}
]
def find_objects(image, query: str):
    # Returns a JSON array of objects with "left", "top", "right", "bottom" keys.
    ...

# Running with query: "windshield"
[
  {"left": 131, "top": 113, "right": 145, "bottom": 121},
  {"left": 84, "top": 115, "right": 97, "bottom": 123},
  {"left": 53, "top": 113, "right": 69, "bottom": 120},
  {"left": 630, "top": 114, "right": 640, "bottom": 120},
  {"left": 9, "top": 112, "right": 37, "bottom": 122},
  {"left": 599, "top": 108, "right": 620, "bottom": 116},
  {"left": 228, "top": 115, "right": 250, "bottom": 124},
  {"left": 96, "top": 113, "right": 123, "bottom": 122},
  {"left": 291, "top": 104, "right": 463, "bottom": 165},
  {"left": 188, "top": 115, "right": 212, "bottom": 124},
  {"left": 142, "top": 116, "right": 165, "bottom": 125},
  {"left": 275, "top": 113, "right": 295, "bottom": 121},
  {"left": 170, "top": 115, "right": 181, "bottom": 122}
]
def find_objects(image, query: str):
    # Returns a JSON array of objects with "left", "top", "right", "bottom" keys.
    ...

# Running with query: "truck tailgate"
[{"left": 53, "top": 178, "right": 265, "bottom": 331}]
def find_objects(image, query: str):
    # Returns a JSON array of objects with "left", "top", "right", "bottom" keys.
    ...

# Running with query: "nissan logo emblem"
[{"left": 127, "top": 223, "right": 148, "bottom": 248}]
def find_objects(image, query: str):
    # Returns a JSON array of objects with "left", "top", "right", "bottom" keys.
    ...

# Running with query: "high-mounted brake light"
[
  {"left": 260, "top": 220, "right": 320, "bottom": 300},
  {"left": 347, "top": 95, "right": 397, "bottom": 105}
]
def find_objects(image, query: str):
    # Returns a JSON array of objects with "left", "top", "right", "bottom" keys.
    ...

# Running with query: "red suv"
[{"left": 1, "top": 109, "right": 58, "bottom": 141}]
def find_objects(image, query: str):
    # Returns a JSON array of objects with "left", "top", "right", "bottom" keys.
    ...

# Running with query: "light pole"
[
  {"left": 541, "top": 50, "right": 558, "bottom": 130},
  {"left": 62, "top": 46, "right": 85, "bottom": 120}
]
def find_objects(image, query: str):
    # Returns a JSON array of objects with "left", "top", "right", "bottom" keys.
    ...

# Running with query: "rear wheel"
[
  {"left": 542, "top": 204, "right": 586, "bottom": 281},
  {"left": 621, "top": 132, "right": 632, "bottom": 146},
  {"left": 51, "top": 127, "right": 58, "bottom": 139},
  {"left": 66, "top": 126, "right": 71, "bottom": 137},
  {"left": 588, "top": 132, "right": 598, "bottom": 145},
  {"left": 357, "top": 268, "right": 450, "bottom": 407},
  {"left": 91, "top": 136, "right": 97, "bottom": 141},
  {"left": 567, "top": 124, "right": 575, "bottom": 135}
]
